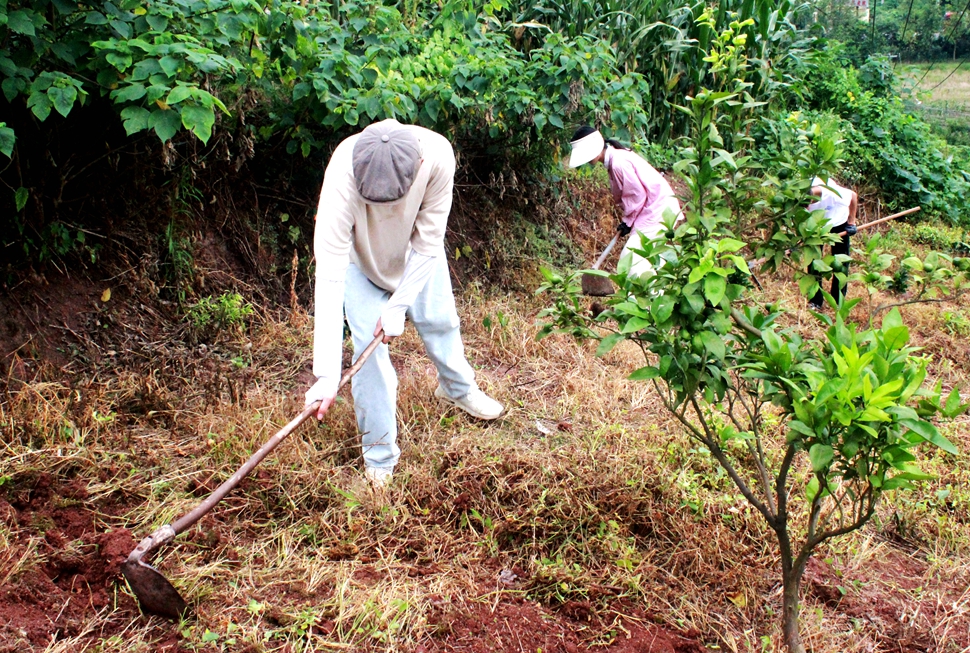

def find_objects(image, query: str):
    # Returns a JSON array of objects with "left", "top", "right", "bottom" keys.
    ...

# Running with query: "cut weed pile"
[{"left": 2, "top": 210, "right": 970, "bottom": 652}]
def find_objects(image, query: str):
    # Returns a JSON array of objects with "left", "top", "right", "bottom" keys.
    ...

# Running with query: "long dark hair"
[{"left": 571, "top": 125, "right": 629, "bottom": 150}]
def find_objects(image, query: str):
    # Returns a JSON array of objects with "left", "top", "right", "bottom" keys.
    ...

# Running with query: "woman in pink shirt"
[{"left": 568, "top": 125, "right": 682, "bottom": 276}]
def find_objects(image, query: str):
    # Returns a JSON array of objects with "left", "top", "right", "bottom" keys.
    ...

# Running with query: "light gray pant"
[{"left": 344, "top": 257, "right": 477, "bottom": 471}]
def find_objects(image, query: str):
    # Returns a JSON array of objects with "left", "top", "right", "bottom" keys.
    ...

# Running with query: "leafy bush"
[
  {"left": 782, "top": 46, "right": 970, "bottom": 225},
  {"left": 0, "top": 0, "right": 650, "bottom": 164},
  {"left": 541, "top": 21, "right": 969, "bottom": 651},
  {"left": 1, "top": 0, "right": 660, "bottom": 267},
  {"left": 502, "top": 0, "right": 813, "bottom": 144},
  {"left": 897, "top": 221, "right": 968, "bottom": 252}
]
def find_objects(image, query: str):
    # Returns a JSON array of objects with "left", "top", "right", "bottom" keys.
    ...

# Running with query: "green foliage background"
[{"left": 1, "top": 0, "right": 968, "bottom": 270}]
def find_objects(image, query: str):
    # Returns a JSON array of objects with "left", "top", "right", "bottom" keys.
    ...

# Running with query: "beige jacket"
[
  {"left": 310, "top": 125, "right": 454, "bottom": 389},
  {"left": 314, "top": 125, "right": 454, "bottom": 291}
]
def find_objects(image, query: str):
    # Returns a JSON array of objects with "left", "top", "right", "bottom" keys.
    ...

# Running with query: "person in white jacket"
[
  {"left": 305, "top": 119, "right": 504, "bottom": 488},
  {"left": 808, "top": 176, "right": 858, "bottom": 309}
]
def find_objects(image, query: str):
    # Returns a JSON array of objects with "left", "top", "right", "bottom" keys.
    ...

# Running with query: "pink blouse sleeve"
[{"left": 613, "top": 158, "right": 648, "bottom": 225}]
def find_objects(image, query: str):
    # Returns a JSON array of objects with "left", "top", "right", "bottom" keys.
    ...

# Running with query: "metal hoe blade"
[
  {"left": 582, "top": 233, "right": 619, "bottom": 297},
  {"left": 123, "top": 527, "right": 188, "bottom": 619},
  {"left": 123, "top": 557, "right": 188, "bottom": 619}
]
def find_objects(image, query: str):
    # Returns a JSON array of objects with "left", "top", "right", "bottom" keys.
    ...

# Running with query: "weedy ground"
[{"left": 1, "top": 209, "right": 969, "bottom": 653}]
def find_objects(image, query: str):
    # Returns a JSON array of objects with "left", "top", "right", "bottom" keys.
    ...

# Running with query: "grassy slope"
[{"left": 2, "top": 209, "right": 970, "bottom": 652}]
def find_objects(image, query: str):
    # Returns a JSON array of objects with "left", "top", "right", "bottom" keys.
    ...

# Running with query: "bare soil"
[
  {"left": 0, "top": 474, "right": 141, "bottom": 652},
  {"left": 0, "top": 472, "right": 706, "bottom": 652}
]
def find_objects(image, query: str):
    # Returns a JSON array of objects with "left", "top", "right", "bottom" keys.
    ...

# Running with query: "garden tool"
[
  {"left": 836, "top": 206, "right": 920, "bottom": 236},
  {"left": 581, "top": 233, "right": 620, "bottom": 296},
  {"left": 122, "top": 333, "right": 384, "bottom": 619}
]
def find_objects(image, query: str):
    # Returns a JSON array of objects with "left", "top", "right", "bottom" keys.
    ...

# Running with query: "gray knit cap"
[{"left": 352, "top": 120, "right": 422, "bottom": 203}]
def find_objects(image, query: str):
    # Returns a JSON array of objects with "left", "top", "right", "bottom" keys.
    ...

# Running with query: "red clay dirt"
[
  {"left": 0, "top": 473, "right": 708, "bottom": 653},
  {"left": 0, "top": 473, "right": 142, "bottom": 652},
  {"left": 418, "top": 596, "right": 704, "bottom": 653},
  {"left": 6, "top": 469, "right": 965, "bottom": 653}
]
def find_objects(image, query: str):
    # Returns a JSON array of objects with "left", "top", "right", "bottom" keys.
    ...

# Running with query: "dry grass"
[{"left": 2, "top": 221, "right": 970, "bottom": 652}]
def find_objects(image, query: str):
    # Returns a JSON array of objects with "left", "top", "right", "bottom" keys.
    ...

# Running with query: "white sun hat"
[{"left": 567, "top": 129, "right": 605, "bottom": 168}]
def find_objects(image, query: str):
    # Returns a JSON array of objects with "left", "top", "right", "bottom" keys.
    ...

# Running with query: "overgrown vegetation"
[
  {"left": 540, "top": 17, "right": 969, "bottom": 650},
  {"left": 777, "top": 47, "right": 970, "bottom": 223},
  {"left": 3, "top": 0, "right": 970, "bottom": 651}
]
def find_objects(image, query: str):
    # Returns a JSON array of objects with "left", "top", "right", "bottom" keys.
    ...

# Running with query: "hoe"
[
  {"left": 581, "top": 233, "right": 619, "bottom": 296},
  {"left": 122, "top": 333, "right": 384, "bottom": 618}
]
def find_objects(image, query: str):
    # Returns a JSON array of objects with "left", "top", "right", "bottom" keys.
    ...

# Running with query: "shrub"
[
  {"left": 782, "top": 46, "right": 970, "bottom": 225},
  {"left": 187, "top": 292, "right": 254, "bottom": 336},
  {"left": 541, "top": 21, "right": 969, "bottom": 651}
]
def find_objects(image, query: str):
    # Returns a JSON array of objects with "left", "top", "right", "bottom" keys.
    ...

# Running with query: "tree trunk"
[{"left": 782, "top": 564, "right": 807, "bottom": 653}]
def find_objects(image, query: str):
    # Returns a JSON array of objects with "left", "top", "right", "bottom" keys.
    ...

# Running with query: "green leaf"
[
  {"left": 881, "top": 477, "right": 913, "bottom": 491},
  {"left": 716, "top": 237, "right": 745, "bottom": 253},
  {"left": 881, "top": 307, "right": 903, "bottom": 331},
  {"left": 806, "top": 476, "right": 820, "bottom": 502},
  {"left": 629, "top": 366, "right": 660, "bottom": 381},
  {"left": 112, "top": 84, "right": 147, "bottom": 102},
  {"left": 860, "top": 406, "right": 891, "bottom": 422},
  {"left": 688, "top": 264, "right": 709, "bottom": 285},
  {"left": 762, "top": 328, "right": 782, "bottom": 356},
  {"left": 120, "top": 106, "right": 151, "bottom": 135},
  {"left": 146, "top": 14, "right": 168, "bottom": 31},
  {"left": 727, "top": 255, "right": 750, "bottom": 274},
  {"left": 0, "top": 125, "right": 14, "bottom": 158},
  {"left": 105, "top": 51, "right": 133, "bottom": 71},
  {"left": 704, "top": 274, "right": 726, "bottom": 305},
  {"left": 181, "top": 104, "right": 215, "bottom": 144},
  {"left": 425, "top": 98, "right": 440, "bottom": 122},
  {"left": 788, "top": 420, "right": 815, "bottom": 438},
  {"left": 620, "top": 316, "right": 650, "bottom": 334},
  {"left": 814, "top": 377, "right": 844, "bottom": 406},
  {"left": 149, "top": 108, "right": 181, "bottom": 142},
  {"left": 651, "top": 295, "right": 675, "bottom": 323},
  {"left": 942, "top": 388, "right": 970, "bottom": 418},
  {"left": 15, "top": 187, "right": 28, "bottom": 211},
  {"left": 892, "top": 463, "right": 935, "bottom": 481},
  {"left": 27, "top": 92, "right": 52, "bottom": 121},
  {"left": 7, "top": 10, "right": 37, "bottom": 35},
  {"left": 900, "top": 418, "right": 957, "bottom": 455},
  {"left": 698, "top": 331, "right": 725, "bottom": 359},
  {"left": 882, "top": 326, "right": 909, "bottom": 351},
  {"left": 683, "top": 291, "right": 704, "bottom": 315},
  {"left": 797, "top": 273, "right": 818, "bottom": 298},
  {"left": 808, "top": 443, "right": 834, "bottom": 473},
  {"left": 613, "top": 301, "right": 648, "bottom": 318},
  {"left": 47, "top": 85, "right": 77, "bottom": 118},
  {"left": 109, "top": 19, "right": 132, "bottom": 39},
  {"left": 2, "top": 77, "right": 25, "bottom": 103},
  {"left": 166, "top": 85, "right": 193, "bottom": 105},
  {"left": 159, "top": 56, "right": 180, "bottom": 77},
  {"left": 595, "top": 333, "right": 624, "bottom": 357}
]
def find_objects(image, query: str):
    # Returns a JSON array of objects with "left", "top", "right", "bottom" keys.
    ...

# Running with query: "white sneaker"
[
  {"left": 434, "top": 386, "right": 505, "bottom": 420},
  {"left": 365, "top": 467, "right": 392, "bottom": 489}
]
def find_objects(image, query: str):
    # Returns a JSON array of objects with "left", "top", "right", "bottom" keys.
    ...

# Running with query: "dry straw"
[{"left": 2, "top": 227, "right": 970, "bottom": 651}]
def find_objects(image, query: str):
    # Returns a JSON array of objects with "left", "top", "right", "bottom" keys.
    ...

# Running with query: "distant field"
[
  {"left": 897, "top": 62, "right": 970, "bottom": 142},
  {"left": 899, "top": 61, "right": 970, "bottom": 108}
]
